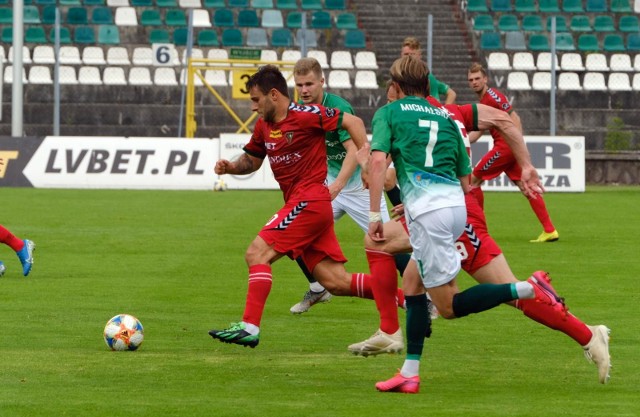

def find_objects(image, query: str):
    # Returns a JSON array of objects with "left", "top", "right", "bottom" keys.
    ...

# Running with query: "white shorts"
[
  {"left": 408, "top": 206, "right": 466, "bottom": 288},
  {"left": 333, "top": 189, "right": 390, "bottom": 232}
]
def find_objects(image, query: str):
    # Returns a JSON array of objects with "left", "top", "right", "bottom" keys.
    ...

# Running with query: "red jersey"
[
  {"left": 244, "top": 102, "right": 343, "bottom": 203},
  {"left": 479, "top": 87, "right": 512, "bottom": 145}
]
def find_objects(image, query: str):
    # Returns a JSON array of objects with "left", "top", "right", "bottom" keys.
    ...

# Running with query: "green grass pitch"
[{"left": 0, "top": 186, "right": 638, "bottom": 417}]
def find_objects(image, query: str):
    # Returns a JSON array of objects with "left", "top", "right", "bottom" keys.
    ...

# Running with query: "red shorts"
[
  {"left": 456, "top": 194, "right": 502, "bottom": 274},
  {"left": 472, "top": 141, "right": 522, "bottom": 182},
  {"left": 258, "top": 199, "right": 347, "bottom": 272}
]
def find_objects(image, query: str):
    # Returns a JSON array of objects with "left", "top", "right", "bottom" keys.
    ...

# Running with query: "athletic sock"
[
  {"left": 0, "top": 225, "right": 24, "bottom": 252},
  {"left": 452, "top": 283, "right": 516, "bottom": 318},
  {"left": 404, "top": 294, "right": 430, "bottom": 370},
  {"left": 517, "top": 299, "right": 593, "bottom": 346},
  {"left": 366, "top": 249, "right": 400, "bottom": 335},
  {"left": 350, "top": 273, "right": 373, "bottom": 299},
  {"left": 527, "top": 193, "right": 555, "bottom": 233},
  {"left": 385, "top": 185, "right": 402, "bottom": 207},
  {"left": 295, "top": 256, "right": 318, "bottom": 285},
  {"left": 242, "top": 264, "right": 272, "bottom": 328},
  {"left": 393, "top": 253, "right": 411, "bottom": 276}
]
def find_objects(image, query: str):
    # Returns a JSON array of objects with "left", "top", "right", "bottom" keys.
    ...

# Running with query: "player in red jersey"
[
  {"left": 467, "top": 63, "right": 559, "bottom": 243},
  {"left": 0, "top": 224, "right": 35, "bottom": 277},
  {"left": 208, "top": 65, "right": 404, "bottom": 349}
]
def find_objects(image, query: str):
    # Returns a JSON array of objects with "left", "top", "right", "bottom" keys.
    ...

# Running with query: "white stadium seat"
[
  {"left": 585, "top": 54, "right": 609, "bottom": 71},
  {"left": 8, "top": 46, "right": 32, "bottom": 64},
  {"left": 154, "top": 67, "right": 178, "bottom": 86},
  {"left": 608, "top": 72, "right": 632, "bottom": 91},
  {"left": 560, "top": 53, "right": 585, "bottom": 71},
  {"left": 507, "top": 71, "right": 531, "bottom": 90},
  {"left": 32, "top": 45, "right": 56, "bottom": 64},
  {"left": 354, "top": 51, "right": 379, "bottom": 70},
  {"left": 132, "top": 47, "right": 153, "bottom": 66},
  {"left": 59, "top": 46, "right": 82, "bottom": 65},
  {"left": 582, "top": 72, "right": 607, "bottom": 91},
  {"left": 330, "top": 50, "right": 354, "bottom": 69},
  {"left": 512, "top": 52, "right": 536, "bottom": 71},
  {"left": 128, "top": 67, "right": 153, "bottom": 86},
  {"left": 103, "top": 67, "right": 128, "bottom": 85},
  {"left": 609, "top": 54, "right": 633, "bottom": 72},
  {"left": 59, "top": 66, "right": 78, "bottom": 85},
  {"left": 532, "top": 72, "right": 551, "bottom": 90},
  {"left": 115, "top": 7, "right": 138, "bottom": 26},
  {"left": 487, "top": 52, "right": 511, "bottom": 70},
  {"left": 327, "top": 70, "right": 351, "bottom": 89},
  {"left": 536, "top": 52, "right": 559, "bottom": 71},
  {"left": 308, "top": 50, "right": 329, "bottom": 69},
  {"left": 354, "top": 70, "right": 378, "bottom": 89},
  {"left": 4, "top": 66, "right": 28, "bottom": 84},
  {"left": 107, "top": 47, "right": 131, "bottom": 65},
  {"left": 78, "top": 66, "right": 103, "bottom": 85},
  {"left": 28, "top": 66, "right": 53, "bottom": 84},
  {"left": 558, "top": 72, "right": 582, "bottom": 90},
  {"left": 82, "top": 46, "right": 107, "bottom": 65}
]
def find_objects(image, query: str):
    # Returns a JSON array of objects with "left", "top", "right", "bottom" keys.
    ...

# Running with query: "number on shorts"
[{"left": 455, "top": 241, "right": 468, "bottom": 260}]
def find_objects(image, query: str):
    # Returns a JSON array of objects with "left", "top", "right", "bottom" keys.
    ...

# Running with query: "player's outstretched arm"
[{"left": 214, "top": 153, "right": 262, "bottom": 176}]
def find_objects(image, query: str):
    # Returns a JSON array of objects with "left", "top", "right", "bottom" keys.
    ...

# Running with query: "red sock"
[
  {"left": 242, "top": 264, "right": 272, "bottom": 328},
  {"left": 0, "top": 225, "right": 24, "bottom": 252},
  {"left": 350, "top": 273, "right": 404, "bottom": 308},
  {"left": 517, "top": 299, "right": 592, "bottom": 346},
  {"left": 469, "top": 185, "right": 485, "bottom": 210},
  {"left": 527, "top": 193, "right": 555, "bottom": 233},
  {"left": 366, "top": 249, "right": 400, "bottom": 334}
]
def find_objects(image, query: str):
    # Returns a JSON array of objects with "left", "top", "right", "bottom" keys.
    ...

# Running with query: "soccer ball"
[
  {"left": 213, "top": 178, "right": 228, "bottom": 191},
  {"left": 103, "top": 314, "right": 144, "bottom": 351}
]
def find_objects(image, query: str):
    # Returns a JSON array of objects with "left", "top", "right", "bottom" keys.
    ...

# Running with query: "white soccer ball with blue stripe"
[{"left": 104, "top": 314, "right": 144, "bottom": 351}]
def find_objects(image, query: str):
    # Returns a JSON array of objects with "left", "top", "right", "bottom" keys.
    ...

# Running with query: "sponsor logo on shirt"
[
  {"left": 285, "top": 132, "right": 294, "bottom": 144},
  {"left": 270, "top": 129, "right": 283, "bottom": 139},
  {"left": 325, "top": 108, "right": 336, "bottom": 118}
]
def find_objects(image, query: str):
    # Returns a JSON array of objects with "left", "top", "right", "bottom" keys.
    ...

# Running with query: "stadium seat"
[
  {"left": 506, "top": 71, "right": 531, "bottom": 90},
  {"left": 166, "top": 9, "right": 187, "bottom": 26},
  {"left": 260, "top": 49, "right": 278, "bottom": 62},
  {"left": 570, "top": 15, "right": 592, "bottom": 32},
  {"left": 98, "top": 25, "right": 120, "bottom": 44},
  {"left": 609, "top": 53, "right": 633, "bottom": 71},
  {"left": 252, "top": 0, "right": 273, "bottom": 7},
  {"left": 49, "top": 26, "right": 72, "bottom": 43},
  {"left": 498, "top": 14, "right": 520, "bottom": 31},
  {"left": 307, "top": 49, "right": 328, "bottom": 68},
  {"left": 24, "top": 5, "right": 41, "bottom": 23},
  {"left": 311, "top": 11, "right": 332, "bottom": 29},
  {"left": 132, "top": 46, "right": 153, "bottom": 65},
  {"left": 74, "top": 25, "right": 95, "bottom": 43},
  {"left": 558, "top": 72, "right": 582, "bottom": 90},
  {"left": 261, "top": 9, "right": 284, "bottom": 28},
  {"left": 505, "top": 32, "right": 526, "bottom": 50},
  {"left": 1, "top": 27, "right": 12, "bottom": 43},
  {"left": 204, "top": 69, "right": 228, "bottom": 86},
  {"left": 78, "top": 66, "right": 102, "bottom": 85},
  {"left": 555, "top": 33, "right": 576, "bottom": 51},
  {"left": 92, "top": 7, "right": 113, "bottom": 24},
  {"left": 604, "top": 34, "right": 625, "bottom": 51},
  {"left": 204, "top": 0, "right": 225, "bottom": 6},
  {"left": 103, "top": 67, "right": 127, "bottom": 85},
  {"left": 192, "top": 9, "right": 212, "bottom": 27},
  {"left": 0, "top": 7, "right": 11, "bottom": 24},
  {"left": 58, "top": 46, "right": 82, "bottom": 65},
  {"left": 294, "top": 29, "right": 317, "bottom": 47},
  {"left": 301, "top": 0, "right": 322, "bottom": 9},
  {"left": 512, "top": 52, "right": 536, "bottom": 70},
  {"left": 107, "top": 46, "right": 130, "bottom": 64},
  {"left": 114, "top": 7, "right": 137, "bottom": 25},
  {"left": 619, "top": 15, "right": 639, "bottom": 32},
  {"left": 330, "top": 50, "right": 353, "bottom": 69},
  {"left": 487, "top": 52, "right": 511, "bottom": 70},
  {"left": 546, "top": 16, "right": 568, "bottom": 32},
  {"left": 633, "top": 73, "right": 640, "bottom": 90},
  {"left": 140, "top": 9, "right": 162, "bottom": 25},
  {"left": 578, "top": 33, "right": 600, "bottom": 51},
  {"left": 281, "top": 49, "right": 301, "bottom": 63},
  {"left": 207, "top": 48, "right": 230, "bottom": 64},
  {"left": 515, "top": 0, "right": 537, "bottom": 11},
  {"left": 149, "top": 28, "right": 170, "bottom": 43},
  {"left": 582, "top": 72, "right": 607, "bottom": 90},
  {"left": 344, "top": 29, "right": 366, "bottom": 48},
  {"left": 286, "top": 11, "right": 302, "bottom": 28},
  {"left": 635, "top": 54, "right": 640, "bottom": 71},
  {"left": 608, "top": 72, "right": 632, "bottom": 90},
  {"left": 228, "top": 0, "right": 248, "bottom": 6},
  {"left": 128, "top": 67, "right": 153, "bottom": 85},
  {"left": 181, "top": 48, "right": 204, "bottom": 65},
  {"left": 466, "top": 0, "right": 488, "bottom": 12},
  {"left": 32, "top": 45, "right": 56, "bottom": 64},
  {"left": 131, "top": 0, "right": 152, "bottom": 5},
  {"left": 221, "top": 28, "right": 243, "bottom": 46},
  {"left": 536, "top": 52, "right": 559, "bottom": 70},
  {"left": 42, "top": 5, "right": 58, "bottom": 24},
  {"left": 336, "top": 13, "right": 358, "bottom": 30},
  {"left": 214, "top": 9, "right": 234, "bottom": 27},
  {"left": 611, "top": 0, "right": 633, "bottom": 12},
  {"left": 106, "top": 0, "right": 128, "bottom": 6},
  {"left": 562, "top": 0, "right": 584, "bottom": 12},
  {"left": 82, "top": 46, "right": 106, "bottom": 65},
  {"left": 59, "top": 65, "right": 78, "bottom": 84},
  {"left": 354, "top": 70, "right": 378, "bottom": 89},
  {"left": 627, "top": 34, "right": 640, "bottom": 51},
  {"left": 154, "top": 67, "right": 178, "bottom": 85},
  {"left": 585, "top": 53, "right": 609, "bottom": 70},
  {"left": 179, "top": 68, "right": 203, "bottom": 86},
  {"left": 491, "top": 0, "right": 511, "bottom": 11},
  {"left": 539, "top": 0, "right": 560, "bottom": 12},
  {"left": 271, "top": 28, "right": 292, "bottom": 47},
  {"left": 8, "top": 46, "right": 32, "bottom": 63},
  {"left": 327, "top": 70, "right": 351, "bottom": 88},
  {"left": 67, "top": 7, "right": 89, "bottom": 24},
  {"left": 275, "top": 0, "right": 297, "bottom": 9},
  {"left": 522, "top": 15, "right": 543, "bottom": 32},
  {"left": 28, "top": 65, "right": 53, "bottom": 84},
  {"left": 529, "top": 33, "right": 549, "bottom": 51},
  {"left": 179, "top": 0, "right": 201, "bottom": 7},
  {"left": 247, "top": 28, "right": 269, "bottom": 46},
  {"left": 25, "top": 27, "right": 47, "bottom": 43},
  {"left": 36, "top": 0, "right": 56, "bottom": 4},
  {"left": 156, "top": 0, "right": 177, "bottom": 6},
  {"left": 238, "top": 9, "right": 259, "bottom": 27},
  {"left": 560, "top": 52, "right": 585, "bottom": 70},
  {"left": 480, "top": 32, "right": 502, "bottom": 49},
  {"left": 173, "top": 27, "right": 188, "bottom": 45},
  {"left": 354, "top": 51, "right": 378, "bottom": 69},
  {"left": 473, "top": 14, "right": 495, "bottom": 31},
  {"left": 198, "top": 29, "right": 219, "bottom": 46},
  {"left": 586, "top": 0, "right": 607, "bottom": 12},
  {"left": 3, "top": 66, "right": 28, "bottom": 84},
  {"left": 325, "top": 0, "right": 345, "bottom": 9},
  {"left": 593, "top": 15, "right": 615, "bottom": 32},
  {"left": 531, "top": 72, "right": 551, "bottom": 90}
]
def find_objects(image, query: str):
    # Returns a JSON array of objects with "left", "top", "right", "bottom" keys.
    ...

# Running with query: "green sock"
[
  {"left": 406, "top": 294, "right": 430, "bottom": 358},
  {"left": 451, "top": 284, "right": 516, "bottom": 318}
]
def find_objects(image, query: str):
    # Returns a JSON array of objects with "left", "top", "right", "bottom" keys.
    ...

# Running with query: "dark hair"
[
  {"left": 246, "top": 65, "right": 289, "bottom": 98},
  {"left": 389, "top": 56, "right": 429, "bottom": 97}
]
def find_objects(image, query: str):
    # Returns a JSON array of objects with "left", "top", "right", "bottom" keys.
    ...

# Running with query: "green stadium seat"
[
  {"left": 611, "top": 0, "right": 632, "bottom": 12},
  {"left": 60, "top": 0, "right": 81, "bottom": 4},
  {"left": 221, "top": 28, "right": 243, "bottom": 46},
  {"left": 336, "top": 12, "right": 357, "bottom": 30},
  {"left": 166, "top": 9, "right": 187, "bottom": 26},
  {"left": 480, "top": 31, "right": 502, "bottom": 49},
  {"left": 586, "top": 0, "right": 607, "bottom": 12},
  {"left": 214, "top": 9, "right": 234, "bottom": 26},
  {"left": 247, "top": 27, "right": 268, "bottom": 46},
  {"left": 98, "top": 24, "right": 120, "bottom": 44},
  {"left": 619, "top": 15, "right": 639, "bottom": 32},
  {"left": 204, "top": 0, "right": 225, "bottom": 6},
  {"left": 578, "top": 33, "right": 600, "bottom": 51},
  {"left": 539, "top": 0, "right": 560, "bottom": 12},
  {"left": 593, "top": 15, "right": 615, "bottom": 32},
  {"left": 276, "top": 0, "right": 297, "bottom": 8},
  {"left": 498, "top": 14, "right": 520, "bottom": 31},
  {"left": 467, "top": 0, "right": 488, "bottom": 12},
  {"left": 547, "top": 16, "right": 568, "bottom": 32},
  {"left": 49, "top": 26, "right": 72, "bottom": 43},
  {"left": 473, "top": 14, "right": 494, "bottom": 31},
  {"left": 286, "top": 11, "right": 302, "bottom": 28},
  {"left": 84, "top": 0, "right": 106, "bottom": 5},
  {"left": 627, "top": 33, "right": 640, "bottom": 51},
  {"left": 25, "top": 26, "right": 47, "bottom": 43},
  {"left": 141, "top": 9, "right": 163, "bottom": 25},
  {"left": 198, "top": 29, "right": 219, "bottom": 46},
  {"left": 92, "top": 7, "right": 113, "bottom": 24},
  {"left": 325, "top": 0, "right": 345, "bottom": 10},
  {"left": 491, "top": 0, "right": 512, "bottom": 11},
  {"left": 555, "top": 32, "right": 576, "bottom": 50},
  {"left": 157, "top": 0, "right": 178, "bottom": 7},
  {"left": 149, "top": 28, "right": 170, "bottom": 43},
  {"left": 271, "top": 27, "right": 292, "bottom": 46},
  {"left": 42, "top": 5, "right": 58, "bottom": 24},
  {"left": 0, "top": 7, "right": 12, "bottom": 24},
  {"left": 344, "top": 29, "right": 366, "bottom": 48},
  {"left": 24, "top": 6, "right": 41, "bottom": 23},
  {"left": 173, "top": 27, "right": 188, "bottom": 45},
  {"left": 228, "top": 0, "right": 248, "bottom": 6},
  {"left": 515, "top": 0, "right": 537, "bottom": 12},
  {"left": 570, "top": 15, "right": 592, "bottom": 31},
  {"left": 311, "top": 11, "right": 331, "bottom": 29},
  {"left": 251, "top": 0, "right": 273, "bottom": 8},
  {"left": 131, "top": 0, "right": 153, "bottom": 4},
  {"left": 301, "top": 0, "right": 322, "bottom": 9},
  {"left": 36, "top": 0, "right": 55, "bottom": 4},
  {"left": 238, "top": 9, "right": 259, "bottom": 27},
  {"left": 528, "top": 33, "right": 550, "bottom": 50},
  {"left": 604, "top": 33, "right": 625, "bottom": 51},
  {"left": 67, "top": 7, "right": 88, "bottom": 24},
  {"left": 1, "top": 26, "right": 11, "bottom": 42},
  {"left": 74, "top": 25, "right": 95, "bottom": 43},
  {"left": 562, "top": 0, "right": 584, "bottom": 12},
  {"left": 522, "top": 15, "right": 543, "bottom": 31}
]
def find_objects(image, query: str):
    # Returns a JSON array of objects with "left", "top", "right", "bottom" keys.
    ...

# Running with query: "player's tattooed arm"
[{"left": 215, "top": 153, "right": 262, "bottom": 176}]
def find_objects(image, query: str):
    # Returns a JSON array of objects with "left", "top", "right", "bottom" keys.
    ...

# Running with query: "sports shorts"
[
  {"left": 472, "top": 141, "right": 522, "bottom": 182},
  {"left": 332, "top": 188, "right": 390, "bottom": 232},
  {"left": 456, "top": 194, "right": 502, "bottom": 275}
]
